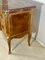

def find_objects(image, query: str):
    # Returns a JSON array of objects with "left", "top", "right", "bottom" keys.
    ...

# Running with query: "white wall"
[
  {"left": 33, "top": 0, "right": 45, "bottom": 4},
  {"left": 32, "top": 0, "right": 45, "bottom": 46},
  {"left": 36, "top": 4, "right": 45, "bottom": 46}
]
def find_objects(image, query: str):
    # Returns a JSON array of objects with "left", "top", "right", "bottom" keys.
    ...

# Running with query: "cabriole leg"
[{"left": 8, "top": 40, "right": 11, "bottom": 54}]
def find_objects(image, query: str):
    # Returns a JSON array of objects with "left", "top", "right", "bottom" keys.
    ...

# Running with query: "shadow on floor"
[{"left": 12, "top": 35, "right": 28, "bottom": 51}]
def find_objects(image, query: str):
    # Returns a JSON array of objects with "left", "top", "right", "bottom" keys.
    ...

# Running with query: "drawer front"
[{"left": 10, "top": 12, "right": 29, "bottom": 36}]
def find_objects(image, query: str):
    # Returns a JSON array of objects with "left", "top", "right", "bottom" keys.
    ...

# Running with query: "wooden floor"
[{"left": 0, "top": 31, "right": 45, "bottom": 60}]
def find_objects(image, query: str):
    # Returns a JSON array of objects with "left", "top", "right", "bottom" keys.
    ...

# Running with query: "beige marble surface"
[
  {"left": 8, "top": 0, "right": 35, "bottom": 10},
  {"left": 0, "top": 31, "right": 45, "bottom": 60}
]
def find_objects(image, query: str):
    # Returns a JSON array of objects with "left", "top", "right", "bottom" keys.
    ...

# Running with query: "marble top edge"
[
  {"left": 2, "top": 6, "right": 36, "bottom": 12},
  {"left": 0, "top": 0, "right": 36, "bottom": 12}
]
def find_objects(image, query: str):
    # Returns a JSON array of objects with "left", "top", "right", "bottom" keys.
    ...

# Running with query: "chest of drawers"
[{"left": 0, "top": 6, "right": 36, "bottom": 54}]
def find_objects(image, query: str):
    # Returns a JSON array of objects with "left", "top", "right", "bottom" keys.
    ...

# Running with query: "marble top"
[
  {"left": 0, "top": 0, "right": 36, "bottom": 12},
  {"left": 8, "top": 0, "right": 36, "bottom": 10}
]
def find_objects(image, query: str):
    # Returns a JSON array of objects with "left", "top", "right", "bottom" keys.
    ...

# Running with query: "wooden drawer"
[{"left": 9, "top": 12, "right": 29, "bottom": 37}]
